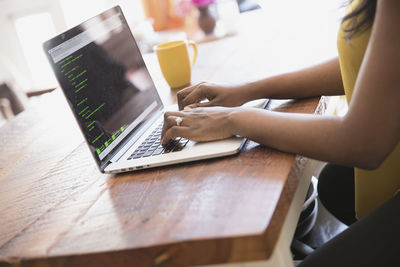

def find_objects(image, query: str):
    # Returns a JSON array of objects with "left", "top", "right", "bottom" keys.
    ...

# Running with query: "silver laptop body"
[{"left": 43, "top": 6, "right": 258, "bottom": 173}]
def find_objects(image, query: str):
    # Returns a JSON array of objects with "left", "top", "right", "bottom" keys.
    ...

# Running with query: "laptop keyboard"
[{"left": 128, "top": 123, "right": 189, "bottom": 160}]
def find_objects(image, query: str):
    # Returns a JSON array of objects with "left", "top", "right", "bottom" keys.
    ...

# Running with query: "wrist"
[
  {"left": 227, "top": 85, "right": 252, "bottom": 106},
  {"left": 241, "top": 80, "right": 272, "bottom": 102},
  {"left": 227, "top": 107, "right": 250, "bottom": 137}
]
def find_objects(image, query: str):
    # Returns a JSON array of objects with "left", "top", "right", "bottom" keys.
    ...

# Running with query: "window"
[
  {"left": 59, "top": 0, "right": 145, "bottom": 28},
  {"left": 14, "top": 12, "right": 58, "bottom": 89}
]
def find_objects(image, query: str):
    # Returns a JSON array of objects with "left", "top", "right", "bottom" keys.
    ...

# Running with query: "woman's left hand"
[{"left": 161, "top": 106, "right": 237, "bottom": 145}]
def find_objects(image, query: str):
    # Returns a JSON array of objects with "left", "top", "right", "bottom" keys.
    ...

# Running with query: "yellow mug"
[{"left": 154, "top": 40, "right": 197, "bottom": 89}]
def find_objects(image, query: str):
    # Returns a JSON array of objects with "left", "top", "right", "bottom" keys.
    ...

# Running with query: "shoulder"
[
  {"left": 369, "top": 0, "right": 400, "bottom": 51},
  {"left": 375, "top": 0, "right": 400, "bottom": 27}
]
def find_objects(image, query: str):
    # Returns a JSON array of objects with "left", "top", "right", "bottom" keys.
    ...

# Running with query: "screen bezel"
[{"left": 42, "top": 6, "right": 164, "bottom": 172}]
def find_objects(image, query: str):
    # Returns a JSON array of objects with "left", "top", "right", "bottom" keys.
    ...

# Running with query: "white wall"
[
  {"left": 0, "top": 0, "right": 144, "bottom": 91},
  {"left": 0, "top": 0, "right": 66, "bottom": 90},
  {"left": 0, "top": 0, "right": 345, "bottom": 92},
  {"left": 59, "top": 0, "right": 144, "bottom": 28}
]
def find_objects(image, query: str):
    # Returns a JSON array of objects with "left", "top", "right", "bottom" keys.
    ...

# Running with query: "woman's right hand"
[{"left": 177, "top": 82, "right": 249, "bottom": 110}]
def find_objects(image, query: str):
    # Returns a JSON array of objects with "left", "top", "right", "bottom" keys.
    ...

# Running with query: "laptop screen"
[{"left": 43, "top": 6, "right": 163, "bottom": 166}]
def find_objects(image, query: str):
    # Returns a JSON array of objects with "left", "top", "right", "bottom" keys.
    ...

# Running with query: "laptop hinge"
[{"left": 107, "top": 109, "right": 163, "bottom": 164}]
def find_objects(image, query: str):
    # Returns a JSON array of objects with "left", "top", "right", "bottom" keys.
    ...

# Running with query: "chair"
[
  {"left": 297, "top": 192, "right": 400, "bottom": 267},
  {"left": 0, "top": 82, "right": 56, "bottom": 121},
  {"left": 291, "top": 170, "right": 350, "bottom": 261},
  {"left": 291, "top": 176, "right": 319, "bottom": 259},
  {"left": 0, "top": 83, "right": 26, "bottom": 117}
]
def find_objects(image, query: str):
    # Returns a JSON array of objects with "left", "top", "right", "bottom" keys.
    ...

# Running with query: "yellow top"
[{"left": 337, "top": 0, "right": 400, "bottom": 219}]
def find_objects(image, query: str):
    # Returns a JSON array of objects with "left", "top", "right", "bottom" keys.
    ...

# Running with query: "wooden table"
[{"left": 0, "top": 9, "right": 331, "bottom": 267}]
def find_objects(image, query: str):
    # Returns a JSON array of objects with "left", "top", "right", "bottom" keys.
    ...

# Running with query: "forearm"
[
  {"left": 241, "top": 58, "right": 345, "bottom": 101},
  {"left": 229, "top": 107, "right": 373, "bottom": 169}
]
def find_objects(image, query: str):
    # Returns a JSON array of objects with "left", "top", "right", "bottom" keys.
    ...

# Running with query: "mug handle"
[{"left": 188, "top": 40, "right": 197, "bottom": 66}]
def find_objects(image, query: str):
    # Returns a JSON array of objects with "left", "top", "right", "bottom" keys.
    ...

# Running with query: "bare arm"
[
  {"left": 163, "top": 0, "right": 400, "bottom": 169},
  {"left": 178, "top": 58, "right": 344, "bottom": 109},
  {"left": 242, "top": 57, "right": 344, "bottom": 100},
  {"left": 229, "top": 0, "right": 400, "bottom": 169}
]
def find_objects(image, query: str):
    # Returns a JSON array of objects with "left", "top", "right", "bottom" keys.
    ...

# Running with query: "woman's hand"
[
  {"left": 161, "top": 106, "right": 238, "bottom": 145},
  {"left": 177, "top": 82, "right": 250, "bottom": 110}
]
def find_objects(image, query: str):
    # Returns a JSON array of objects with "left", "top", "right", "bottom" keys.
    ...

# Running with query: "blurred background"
[{"left": 0, "top": 0, "right": 345, "bottom": 125}]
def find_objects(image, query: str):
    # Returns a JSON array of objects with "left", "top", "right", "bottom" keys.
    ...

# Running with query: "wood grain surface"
[
  {"left": 0, "top": 93, "right": 320, "bottom": 267},
  {"left": 0, "top": 10, "right": 328, "bottom": 267}
]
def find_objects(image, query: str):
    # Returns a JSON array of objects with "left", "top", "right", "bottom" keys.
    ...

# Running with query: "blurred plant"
[
  {"left": 175, "top": 0, "right": 193, "bottom": 17},
  {"left": 191, "top": 0, "right": 216, "bottom": 7},
  {"left": 175, "top": 0, "right": 216, "bottom": 17}
]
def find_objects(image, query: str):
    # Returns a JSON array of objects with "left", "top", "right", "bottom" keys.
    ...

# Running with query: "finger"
[
  {"left": 177, "top": 85, "right": 198, "bottom": 110},
  {"left": 191, "top": 101, "right": 214, "bottom": 108},
  {"left": 166, "top": 115, "right": 188, "bottom": 128},
  {"left": 177, "top": 85, "right": 195, "bottom": 100},
  {"left": 162, "top": 126, "right": 192, "bottom": 144},
  {"left": 163, "top": 111, "right": 184, "bottom": 121},
  {"left": 184, "top": 104, "right": 197, "bottom": 110},
  {"left": 162, "top": 113, "right": 187, "bottom": 144},
  {"left": 163, "top": 111, "right": 183, "bottom": 130},
  {"left": 180, "top": 83, "right": 208, "bottom": 110}
]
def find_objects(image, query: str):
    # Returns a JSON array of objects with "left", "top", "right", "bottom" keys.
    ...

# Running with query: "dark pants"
[
  {"left": 298, "top": 192, "right": 400, "bottom": 267},
  {"left": 317, "top": 163, "right": 357, "bottom": 225}
]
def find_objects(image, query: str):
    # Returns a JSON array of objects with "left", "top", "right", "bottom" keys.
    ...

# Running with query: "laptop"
[{"left": 43, "top": 6, "right": 268, "bottom": 173}]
